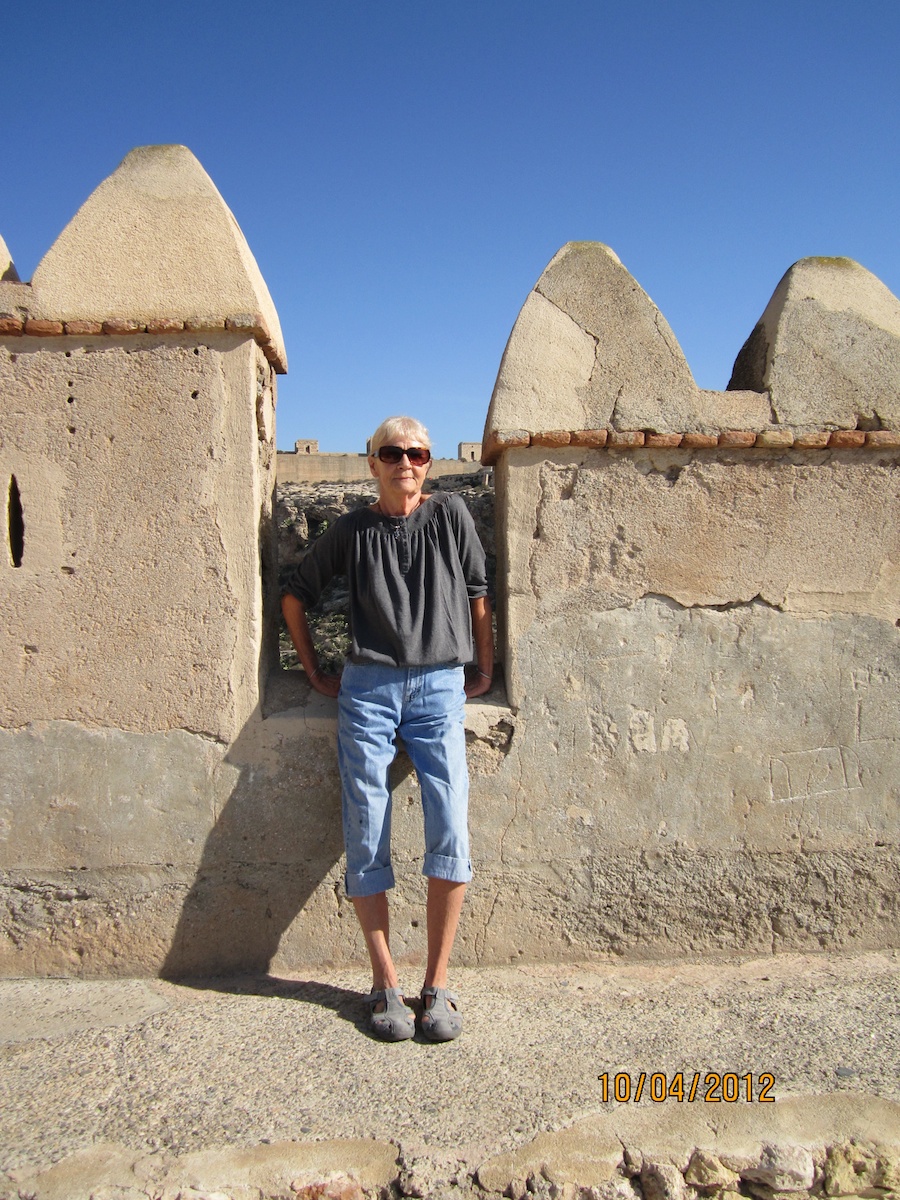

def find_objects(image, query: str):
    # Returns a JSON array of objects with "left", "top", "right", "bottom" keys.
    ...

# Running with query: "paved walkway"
[{"left": 1, "top": 950, "right": 899, "bottom": 1198}]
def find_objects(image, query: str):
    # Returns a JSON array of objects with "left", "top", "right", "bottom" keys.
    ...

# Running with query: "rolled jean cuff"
[
  {"left": 423, "top": 853, "right": 472, "bottom": 883},
  {"left": 345, "top": 864, "right": 396, "bottom": 898}
]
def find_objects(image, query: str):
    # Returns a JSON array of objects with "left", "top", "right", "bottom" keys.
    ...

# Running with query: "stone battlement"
[
  {"left": 0, "top": 145, "right": 286, "bottom": 372},
  {"left": 1, "top": 152, "right": 898, "bottom": 977}
]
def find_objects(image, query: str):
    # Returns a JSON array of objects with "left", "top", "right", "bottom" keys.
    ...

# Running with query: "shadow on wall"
[{"left": 160, "top": 690, "right": 346, "bottom": 978}]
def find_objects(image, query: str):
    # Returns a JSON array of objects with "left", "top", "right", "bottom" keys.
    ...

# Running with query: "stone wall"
[
  {"left": 1, "top": 160, "right": 897, "bottom": 975},
  {"left": 0, "top": 147, "right": 289, "bottom": 975},
  {"left": 477, "top": 242, "right": 900, "bottom": 959}
]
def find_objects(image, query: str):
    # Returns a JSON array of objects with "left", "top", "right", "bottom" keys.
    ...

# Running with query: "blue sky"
[{"left": 3, "top": 1, "right": 899, "bottom": 457}]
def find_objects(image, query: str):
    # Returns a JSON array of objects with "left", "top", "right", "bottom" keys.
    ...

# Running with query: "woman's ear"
[{"left": 368, "top": 455, "right": 378, "bottom": 477}]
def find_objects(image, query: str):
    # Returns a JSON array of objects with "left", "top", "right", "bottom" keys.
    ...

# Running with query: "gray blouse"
[{"left": 282, "top": 492, "right": 488, "bottom": 667}]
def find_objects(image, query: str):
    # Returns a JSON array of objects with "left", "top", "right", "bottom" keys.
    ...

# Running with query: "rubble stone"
[
  {"left": 823, "top": 1142, "right": 894, "bottom": 1197},
  {"left": 290, "top": 1170, "right": 366, "bottom": 1200},
  {"left": 742, "top": 1145, "right": 815, "bottom": 1192},
  {"left": 684, "top": 1151, "right": 740, "bottom": 1192},
  {"left": 639, "top": 1161, "right": 690, "bottom": 1200}
]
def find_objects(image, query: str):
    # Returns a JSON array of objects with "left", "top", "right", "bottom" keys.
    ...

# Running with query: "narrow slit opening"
[{"left": 8, "top": 476, "right": 24, "bottom": 567}]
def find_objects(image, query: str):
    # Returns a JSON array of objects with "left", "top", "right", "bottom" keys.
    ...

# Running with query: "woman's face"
[{"left": 369, "top": 437, "right": 431, "bottom": 502}]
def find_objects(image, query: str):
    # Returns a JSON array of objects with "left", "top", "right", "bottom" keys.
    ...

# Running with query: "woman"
[{"left": 281, "top": 416, "right": 493, "bottom": 1041}]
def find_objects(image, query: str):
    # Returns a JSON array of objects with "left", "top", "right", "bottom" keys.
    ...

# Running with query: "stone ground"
[{"left": 1, "top": 950, "right": 899, "bottom": 1199}]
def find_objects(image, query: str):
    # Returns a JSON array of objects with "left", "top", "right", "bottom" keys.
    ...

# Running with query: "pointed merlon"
[
  {"left": 0, "top": 235, "right": 20, "bottom": 283},
  {"left": 729, "top": 257, "right": 900, "bottom": 429},
  {"left": 0, "top": 235, "right": 33, "bottom": 332},
  {"left": 30, "top": 145, "right": 286, "bottom": 371},
  {"left": 483, "top": 241, "right": 769, "bottom": 461}
]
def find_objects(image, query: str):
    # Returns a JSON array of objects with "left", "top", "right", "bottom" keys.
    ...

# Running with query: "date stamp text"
[{"left": 598, "top": 1071, "right": 775, "bottom": 1103}]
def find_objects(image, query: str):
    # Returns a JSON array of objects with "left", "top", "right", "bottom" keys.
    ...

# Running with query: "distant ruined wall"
[
  {"left": 2, "top": 158, "right": 898, "bottom": 975},
  {"left": 277, "top": 451, "right": 486, "bottom": 484}
]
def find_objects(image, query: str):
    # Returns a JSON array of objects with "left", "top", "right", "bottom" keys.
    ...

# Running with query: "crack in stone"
[{"left": 637, "top": 591, "right": 784, "bottom": 614}]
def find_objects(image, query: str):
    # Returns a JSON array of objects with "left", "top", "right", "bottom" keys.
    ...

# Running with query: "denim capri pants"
[{"left": 337, "top": 660, "right": 472, "bottom": 898}]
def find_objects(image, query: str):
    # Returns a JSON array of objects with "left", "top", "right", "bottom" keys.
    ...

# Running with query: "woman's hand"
[
  {"left": 464, "top": 667, "right": 493, "bottom": 698},
  {"left": 466, "top": 596, "right": 494, "bottom": 699},
  {"left": 309, "top": 668, "right": 342, "bottom": 699},
  {"left": 281, "top": 595, "right": 342, "bottom": 699}
]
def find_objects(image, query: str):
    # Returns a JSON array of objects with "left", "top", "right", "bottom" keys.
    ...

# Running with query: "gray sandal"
[
  {"left": 366, "top": 988, "right": 415, "bottom": 1041},
  {"left": 420, "top": 986, "right": 462, "bottom": 1041}
]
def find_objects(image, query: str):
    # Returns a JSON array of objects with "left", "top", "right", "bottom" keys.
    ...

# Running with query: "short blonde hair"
[{"left": 369, "top": 416, "right": 431, "bottom": 455}]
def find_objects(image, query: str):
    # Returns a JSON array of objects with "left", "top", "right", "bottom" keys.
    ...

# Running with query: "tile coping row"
[
  {"left": 0, "top": 312, "right": 283, "bottom": 370},
  {"left": 482, "top": 426, "right": 900, "bottom": 463}
]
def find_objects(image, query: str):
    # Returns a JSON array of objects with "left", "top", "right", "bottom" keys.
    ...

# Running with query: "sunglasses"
[{"left": 375, "top": 445, "right": 432, "bottom": 465}]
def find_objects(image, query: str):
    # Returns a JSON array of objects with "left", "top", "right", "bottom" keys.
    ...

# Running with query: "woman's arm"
[
  {"left": 465, "top": 595, "right": 494, "bottom": 698},
  {"left": 281, "top": 593, "right": 342, "bottom": 698}
]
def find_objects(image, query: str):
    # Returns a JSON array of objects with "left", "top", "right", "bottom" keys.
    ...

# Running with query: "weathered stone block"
[
  {"left": 829, "top": 430, "right": 866, "bottom": 448},
  {"left": 681, "top": 432, "right": 718, "bottom": 448},
  {"left": 607, "top": 430, "right": 645, "bottom": 447},
  {"left": 865, "top": 430, "right": 900, "bottom": 447},
  {"left": 102, "top": 317, "right": 144, "bottom": 334},
  {"left": 728, "top": 257, "right": 900, "bottom": 430},
  {"left": 64, "top": 319, "right": 104, "bottom": 335},
  {"left": 640, "top": 1161, "right": 690, "bottom": 1200},
  {"left": 24, "top": 318, "right": 64, "bottom": 335},
  {"left": 482, "top": 427, "right": 531, "bottom": 464},
  {"left": 570, "top": 429, "right": 609, "bottom": 447},
  {"left": 533, "top": 430, "right": 573, "bottom": 447},
  {"left": 755, "top": 429, "right": 794, "bottom": 448},
  {"left": 718, "top": 431, "right": 757, "bottom": 448},
  {"left": 824, "top": 1142, "right": 895, "bottom": 1197}
]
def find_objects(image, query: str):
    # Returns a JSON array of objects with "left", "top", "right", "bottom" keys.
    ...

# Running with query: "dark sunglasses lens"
[{"left": 377, "top": 446, "right": 431, "bottom": 464}]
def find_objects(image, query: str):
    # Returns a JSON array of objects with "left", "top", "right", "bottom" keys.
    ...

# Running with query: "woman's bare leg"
[
  {"left": 352, "top": 892, "right": 399, "bottom": 994},
  {"left": 424, "top": 878, "right": 466, "bottom": 988}
]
